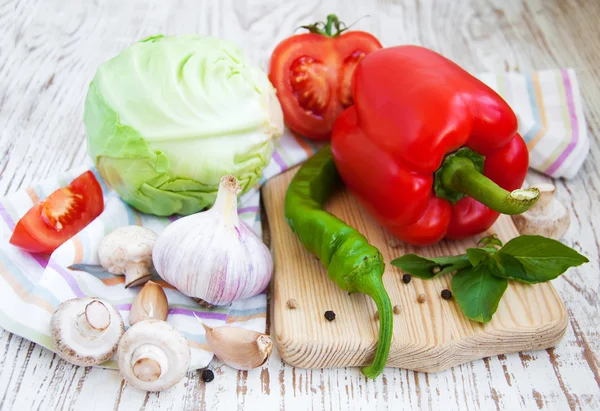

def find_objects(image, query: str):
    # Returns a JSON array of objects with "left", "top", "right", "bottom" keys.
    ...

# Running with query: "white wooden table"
[{"left": 1, "top": 0, "right": 599, "bottom": 409}]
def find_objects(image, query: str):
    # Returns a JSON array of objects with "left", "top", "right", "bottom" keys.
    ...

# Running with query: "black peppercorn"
[
  {"left": 402, "top": 274, "right": 412, "bottom": 284},
  {"left": 202, "top": 369, "right": 215, "bottom": 383},
  {"left": 441, "top": 289, "right": 453, "bottom": 300},
  {"left": 324, "top": 310, "right": 336, "bottom": 321}
]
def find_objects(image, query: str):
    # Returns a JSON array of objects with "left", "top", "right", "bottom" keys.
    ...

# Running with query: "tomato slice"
[
  {"left": 269, "top": 27, "right": 381, "bottom": 140},
  {"left": 9, "top": 171, "right": 104, "bottom": 254}
]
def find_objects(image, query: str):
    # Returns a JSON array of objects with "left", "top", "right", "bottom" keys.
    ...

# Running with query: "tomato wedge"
[
  {"left": 9, "top": 171, "right": 104, "bottom": 254},
  {"left": 269, "top": 14, "right": 382, "bottom": 140}
]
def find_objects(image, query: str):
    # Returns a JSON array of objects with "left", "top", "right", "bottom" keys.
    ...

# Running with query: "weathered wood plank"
[{"left": 1, "top": 0, "right": 599, "bottom": 410}]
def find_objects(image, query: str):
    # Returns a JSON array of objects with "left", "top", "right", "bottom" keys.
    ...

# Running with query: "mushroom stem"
[
  {"left": 124, "top": 263, "right": 153, "bottom": 288},
  {"left": 131, "top": 344, "right": 170, "bottom": 383},
  {"left": 117, "top": 320, "right": 190, "bottom": 392},
  {"left": 77, "top": 300, "right": 111, "bottom": 335},
  {"left": 133, "top": 358, "right": 162, "bottom": 383},
  {"left": 85, "top": 300, "right": 111, "bottom": 331}
]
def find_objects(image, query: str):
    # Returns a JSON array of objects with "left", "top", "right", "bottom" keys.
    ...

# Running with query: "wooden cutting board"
[{"left": 262, "top": 167, "right": 568, "bottom": 373}]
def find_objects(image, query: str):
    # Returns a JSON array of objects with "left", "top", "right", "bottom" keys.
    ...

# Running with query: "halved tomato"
[
  {"left": 269, "top": 15, "right": 382, "bottom": 140},
  {"left": 9, "top": 171, "right": 104, "bottom": 254}
]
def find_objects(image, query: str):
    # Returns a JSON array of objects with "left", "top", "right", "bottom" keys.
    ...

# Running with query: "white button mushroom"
[
  {"left": 98, "top": 226, "right": 157, "bottom": 288},
  {"left": 117, "top": 281, "right": 190, "bottom": 392},
  {"left": 511, "top": 183, "right": 570, "bottom": 239},
  {"left": 117, "top": 320, "right": 190, "bottom": 391},
  {"left": 51, "top": 298, "right": 125, "bottom": 366}
]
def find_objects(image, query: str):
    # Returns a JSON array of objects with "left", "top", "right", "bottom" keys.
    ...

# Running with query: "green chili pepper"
[{"left": 284, "top": 145, "right": 392, "bottom": 379}]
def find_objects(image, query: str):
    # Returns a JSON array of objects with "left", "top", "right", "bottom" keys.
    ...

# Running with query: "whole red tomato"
[
  {"left": 269, "top": 14, "right": 382, "bottom": 140},
  {"left": 10, "top": 171, "right": 104, "bottom": 254}
]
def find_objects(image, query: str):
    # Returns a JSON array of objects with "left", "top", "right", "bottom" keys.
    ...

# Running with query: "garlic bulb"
[
  {"left": 202, "top": 324, "right": 273, "bottom": 370},
  {"left": 153, "top": 175, "right": 273, "bottom": 306}
]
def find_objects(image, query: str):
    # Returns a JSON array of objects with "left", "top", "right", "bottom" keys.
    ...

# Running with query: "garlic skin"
[
  {"left": 153, "top": 175, "right": 273, "bottom": 306},
  {"left": 202, "top": 324, "right": 273, "bottom": 370}
]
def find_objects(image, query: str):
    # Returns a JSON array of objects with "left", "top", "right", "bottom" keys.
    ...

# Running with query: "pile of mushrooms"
[
  {"left": 51, "top": 225, "right": 274, "bottom": 392},
  {"left": 117, "top": 281, "right": 191, "bottom": 391},
  {"left": 51, "top": 281, "right": 191, "bottom": 392}
]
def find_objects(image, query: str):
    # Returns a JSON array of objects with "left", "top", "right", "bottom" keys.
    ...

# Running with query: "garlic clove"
[
  {"left": 202, "top": 324, "right": 273, "bottom": 370},
  {"left": 255, "top": 335, "right": 273, "bottom": 367},
  {"left": 129, "top": 281, "right": 169, "bottom": 325}
]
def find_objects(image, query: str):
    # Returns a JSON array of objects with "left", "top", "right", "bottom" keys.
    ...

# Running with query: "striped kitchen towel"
[
  {"left": 478, "top": 68, "right": 589, "bottom": 178},
  {"left": 0, "top": 68, "right": 588, "bottom": 371}
]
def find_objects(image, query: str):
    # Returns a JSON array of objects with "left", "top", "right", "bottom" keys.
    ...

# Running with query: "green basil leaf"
[
  {"left": 497, "top": 235, "right": 589, "bottom": 282},
  {"left": 391, "top": 254, "right": 471, "bottom": 279},
  {"left": 437, "top": 262, "right": 471, "bottom": 276},
  {"left": 491, "top": 253, "right": 533, "bottom": 283},
  {"left": 432, "top": 254, "right": 471, "bottom": 267},
  {"left": 390, "top": 254, "right": 441, "bottom": 279},
  {"left": 452, "top": 264, "right": 508, "bottom": 323},
  {"left": 466, "top": 248, "right": 491, "bottom": 267}
]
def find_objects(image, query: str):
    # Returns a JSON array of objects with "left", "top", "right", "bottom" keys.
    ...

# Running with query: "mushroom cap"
[
  {"left": 117, "top": 319, "right": 190, "bottom": 392},
  {"left": 511, "top": 183, "right": 570, "bottom": 239},
  {"left": 51, "top": 298, "right": 125, "bottom": 366},
  {"left": 98, "top": 226, "right": 157, "bottom": 275}
]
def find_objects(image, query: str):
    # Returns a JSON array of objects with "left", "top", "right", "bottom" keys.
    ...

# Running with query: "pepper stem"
[
  {"left": 353, "top": 275, "right": 393, "bottom": 379},
  {"left": 436, "top": 149, "right": 539, "bottom": 215}
]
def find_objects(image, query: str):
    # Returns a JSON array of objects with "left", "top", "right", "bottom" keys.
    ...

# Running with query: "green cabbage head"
[{"left": 84, "top": 35, "right": 283, "bottom": 216}]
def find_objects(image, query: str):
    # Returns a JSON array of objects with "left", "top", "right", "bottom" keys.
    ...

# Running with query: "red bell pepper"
[{"left": 331, "top": 46, "right": 539, "bottom": 245}]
